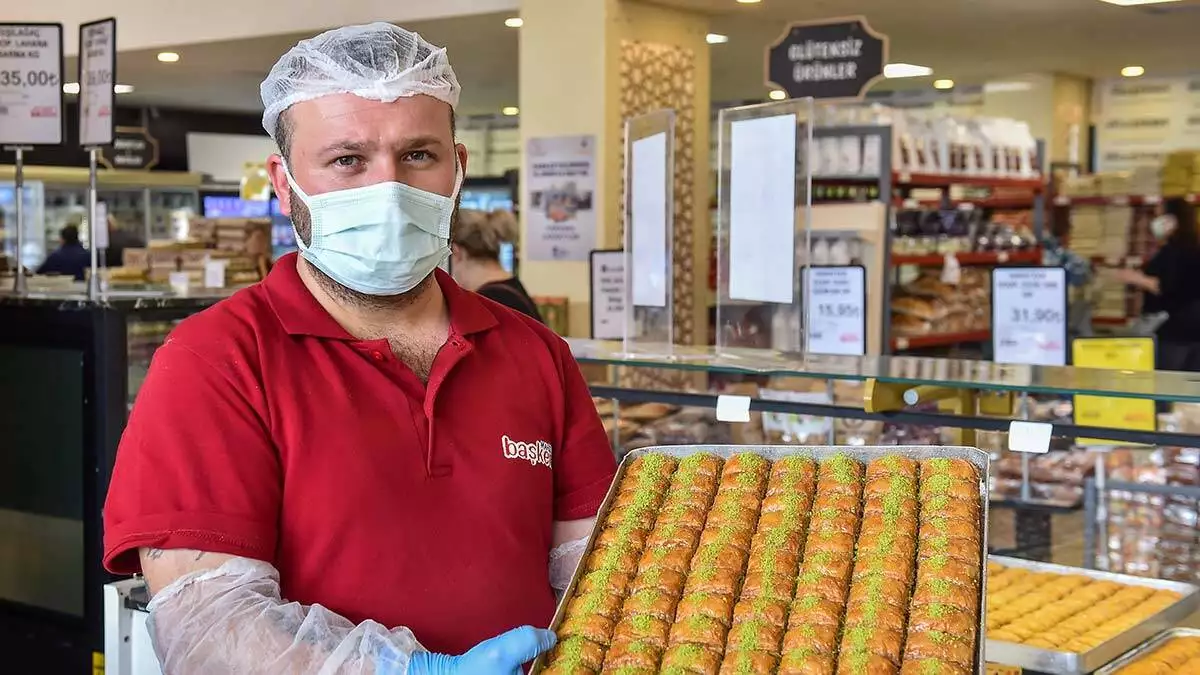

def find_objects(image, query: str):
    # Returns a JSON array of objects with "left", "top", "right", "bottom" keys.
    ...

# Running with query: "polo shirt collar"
[{"left": 264, "top": 253, "right": 499, "bottom": 340}]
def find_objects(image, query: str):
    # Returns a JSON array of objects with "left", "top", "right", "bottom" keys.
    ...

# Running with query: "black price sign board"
[
  {"left": 765, "top": 16, "right": 888, "bottom": 101},
  {"left": 98, "top": 126, "right": 159, "bottom": 170}
]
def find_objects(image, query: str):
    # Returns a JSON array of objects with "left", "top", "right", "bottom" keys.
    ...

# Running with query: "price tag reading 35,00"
[
  {"left": 0, "top": 23, "right": 64, "bottom": 145},
  {"left": 805, "top": 265, "right": 867, "bottom": 356},
  {"left": 992, "top": 266, "right": 1067, "bottom": 366}
]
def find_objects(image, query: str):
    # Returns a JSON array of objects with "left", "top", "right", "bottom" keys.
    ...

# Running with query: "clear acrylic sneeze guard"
[
  {"left": 715, "top": 97, "right": 814, "bottom": 357},
  {"left": 622, "top": 110, "right": 676, "bottom": 357}
]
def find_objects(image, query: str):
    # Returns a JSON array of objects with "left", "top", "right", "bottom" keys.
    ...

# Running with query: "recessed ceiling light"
[
  {"left": 1121, "top": 65, "right": 1146, "bottom": 77},
  {"left": 934, "top": 79, "right": 955, "bottom": 90},
  {"left": 706, "top": 33, "right": 729, "bottom": 44},
  {"left": 114, "top": 84, "right": 135, "bottom": 94},
  {"left": 62, "top": 82, "right": 80, "bottom": 94},
  {"left": 884, "top": 63, "right": 934, "bottom": 79},
  {"left": 1099, "top": 0, "right": 1181, "bottom": 6},
  {"left": 504, "top": 17, "right": 523, "bottom": 28},
  {"left": 157, "top": 51, "right": 180, "bottom": 63},
  {"left": 768, "top": 90, "right": 787, "bottom": 100},
  {"left": 502, "top": 106, "right": 520, "bottom": 116},
  {"left": 736, "top": 0, "right": 762, "bottom": 3}
]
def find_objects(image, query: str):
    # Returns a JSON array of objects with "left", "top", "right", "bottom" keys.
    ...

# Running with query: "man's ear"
[
  {"left": 456, "top": 143, "right": 469, "bottom": 178},
  {"left": 266, "top": 154, "right": 292, "bottom": 217}
]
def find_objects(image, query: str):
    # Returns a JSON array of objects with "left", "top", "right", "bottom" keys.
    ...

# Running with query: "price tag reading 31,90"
[
  {"left": 0, "top": 23, "right": 65, "bottom": 145},
  {"left": 805, "top": 265, "right": 867, "bottom": 356},
  {"left": 992, "top": 266, "right": 1068, "bottom": 366}
]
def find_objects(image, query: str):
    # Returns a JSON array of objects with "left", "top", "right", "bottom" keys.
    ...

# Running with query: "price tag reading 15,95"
[
  {"left": 805, "top": 265, "right": 867, "bottom": 356},
  {"left": 0, "top": 23, "right": 65, "bottom": 145},
  {"left": 992, "top": 266, "right": 1068, "bottom": 367}
]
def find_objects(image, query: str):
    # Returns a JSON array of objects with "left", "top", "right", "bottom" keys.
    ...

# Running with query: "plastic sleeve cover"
[
  {"left": 145, "top": 557, "right": 423, "bottom": 675},
  {"left": 549, "top": 535, "right": 590, "bottom": 592}
]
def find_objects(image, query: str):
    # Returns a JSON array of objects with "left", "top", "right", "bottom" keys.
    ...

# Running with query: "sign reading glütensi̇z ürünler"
[{"left": 766, "top": 16, "right": 888, "bottom": 101}]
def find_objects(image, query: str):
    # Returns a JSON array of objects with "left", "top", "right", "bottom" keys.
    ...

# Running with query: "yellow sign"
[
  {"left": 1072, "top": 337, "right": 1156, "bottom": 445},
  {"left": 92, "top": 652, "right": 105, "bottom": 675}
]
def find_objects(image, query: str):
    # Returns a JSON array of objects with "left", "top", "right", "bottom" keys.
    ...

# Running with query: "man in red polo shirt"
[{"left": 102, "top": 23, "right": 616, "bottom": 674}]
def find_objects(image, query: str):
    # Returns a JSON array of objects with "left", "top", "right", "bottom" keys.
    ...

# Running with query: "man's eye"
[
  {"left": 333, "top": 156, "right": 361, "bottom": 168},
  {"left": 405, "top": 150, "right": 432, "bottom": 163}
]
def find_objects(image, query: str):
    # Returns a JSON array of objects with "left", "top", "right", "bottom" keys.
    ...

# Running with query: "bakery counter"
[{"left": 0, "top": 290, "right": 219, "bottom": 660}]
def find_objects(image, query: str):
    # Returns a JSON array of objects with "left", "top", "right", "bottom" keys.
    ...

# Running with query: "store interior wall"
[{"left": 519, "top": 0, "right": 710, "bottom": 340}]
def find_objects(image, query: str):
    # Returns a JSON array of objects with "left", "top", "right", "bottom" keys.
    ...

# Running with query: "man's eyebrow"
[
  {"left": 318, "top": 139, "right": 375, "bottom": 156},
  {"left": 396, "top": 135, "right": 447, "bottom": 152}
]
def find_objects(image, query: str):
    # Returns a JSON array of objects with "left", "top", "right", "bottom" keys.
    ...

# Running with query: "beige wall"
[
  {"left": 982, "top": 73, "right": 1092, "bottom": 169},
  {"left": 518, "top": 0, "right": 710, "bottom": 341}
]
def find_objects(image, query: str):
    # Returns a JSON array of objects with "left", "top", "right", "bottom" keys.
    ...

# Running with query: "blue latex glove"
[{"left": 400, "top": 626, "right": 557, "bottom": 675}]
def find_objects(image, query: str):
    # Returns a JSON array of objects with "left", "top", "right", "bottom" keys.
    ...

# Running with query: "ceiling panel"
[{"left": 104, "top": 1, "right": 1200, "bottom": 117}]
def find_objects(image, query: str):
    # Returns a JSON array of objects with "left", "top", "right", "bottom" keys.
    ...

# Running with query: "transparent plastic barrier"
[{"left": 622, "top": 109, "right": 675, "bottom": 356}]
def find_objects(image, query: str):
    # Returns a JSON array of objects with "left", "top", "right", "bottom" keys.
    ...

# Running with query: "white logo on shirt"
[{"left": 502, "top": 435, "right": 553, "bottom": 469}]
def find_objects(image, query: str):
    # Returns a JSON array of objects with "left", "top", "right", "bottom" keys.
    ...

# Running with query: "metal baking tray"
[
  {"left": 1093, "top": 627, "right": 1200, "bottom": 674},
  {"left": 531, "top": 444, "right": 991, "bottom": 674},
  {"left": 985, "top": 556, "right": 1200, "bottom": 674}
]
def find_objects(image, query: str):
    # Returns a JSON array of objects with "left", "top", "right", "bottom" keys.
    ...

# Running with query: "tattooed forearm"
[{"left": 146, "top": 548, "right": 166, "bottom": 560}]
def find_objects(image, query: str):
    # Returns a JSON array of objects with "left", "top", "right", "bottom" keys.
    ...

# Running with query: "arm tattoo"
[
  {"left": 146, "top": 548, "right": 166, "bottom": 560},
  {"left": 194, "top": 551, "right": 206, "bottom": 562}
]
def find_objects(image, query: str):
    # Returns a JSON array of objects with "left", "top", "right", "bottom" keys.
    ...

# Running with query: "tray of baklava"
[
  {"left": 1093, "top": 628, "right": 1200, "bottom": 674},
  {"left": 534, "top": 445, "right": 990, "bottom": 675},
  {"left": 985, "top": 557, "right": 1200, "bottom": 674}
]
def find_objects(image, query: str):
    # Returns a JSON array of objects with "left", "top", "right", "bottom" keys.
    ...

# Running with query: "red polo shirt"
[{"left": 103, "top": 253, "right": 616, "bottom": 654}]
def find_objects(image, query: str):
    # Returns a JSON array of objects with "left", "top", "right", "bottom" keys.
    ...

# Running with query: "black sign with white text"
[
  {"left": 98, "top": 126, "right": 158, "bottom": 170},
  {"left": 766, "top": 17, "right": 887, "bottom": 101}
]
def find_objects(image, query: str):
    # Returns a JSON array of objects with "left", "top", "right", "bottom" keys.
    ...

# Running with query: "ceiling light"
[
  {"left": 1121, "top": 65, "right": 1146, "bottom": 77},
  {"left": 157, "top": 51, "right": 180, "bottom": 63},
  {"left": 736, "top": 0, "right": 762, "bottom": 3},
  {"left": 706, "top": 33, "right": 729, "bottom": 44},
  {"left": 114, "top": 84, "right": 135, "bottom": 94},
  {"left": 768, "top": 90, "right": 787, "bottom": 100},
  {"left": 884, "top": 63, "right": 934, "bottom": 79},
  {"left": 502, "top": 106, "right": 520, "bottom": 116},
  {"left": 1098, "top": 0, "right": 1182, "bottom": 6},
  {"left": 504, "top": 17, "right": 523, "bottom": 28},
  {"left": 933, "top": 79, "right": 955, "bottom": 90},
  {"left": 62, "top": 82, "right": 79, "bottom": 94}
]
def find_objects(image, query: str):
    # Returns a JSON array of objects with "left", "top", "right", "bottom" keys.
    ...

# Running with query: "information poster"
[
  {"left": 78, "top": 18, "right": 116, "bottom": 147},
  {"left": 992, "top": 267, "right": 1068, "bottom": 366},
  {"left": 1072, "top": 337, "right": 1156, "bottom": 446},
  {"left": 803, "top": 265, "right": 866, "bottom": 356},
  {"left": 729, "top": 113, "right": 796, "bottom": 303},
  {"left": 524, "top": 134, "right": 596, "bottom": 261},
  {"left": 629, "top": 132, "right": 668, "bottom": 308},
  {"left": 0, "top": 23, "right": 64, "bottom": 145},
  {"left": 589, "top": 249, "right": 625, "bottom": 340}
]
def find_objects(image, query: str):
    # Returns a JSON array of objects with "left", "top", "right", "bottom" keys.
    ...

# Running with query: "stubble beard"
[{"left": 288, "top": 190, "right": 460, "bottom": 312}]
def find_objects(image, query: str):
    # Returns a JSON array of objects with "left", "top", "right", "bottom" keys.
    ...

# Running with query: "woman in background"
[
  {"left": 451, "top": 208, "right": 543, "bottom": 322},
  {"left": 1113, "top": 197, "right": 1200, "bottom": 370}
]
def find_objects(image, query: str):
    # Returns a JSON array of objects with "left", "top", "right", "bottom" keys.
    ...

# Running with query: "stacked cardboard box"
[{"left": 1161, "top": 150, "right": 1200, "bottom": 197}]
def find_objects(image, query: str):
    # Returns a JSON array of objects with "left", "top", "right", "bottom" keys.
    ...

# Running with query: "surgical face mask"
[
  {"left": 1151, "top": 215, "right": 1176, "bottom": 241},
  {"left": 284, "top": 163, "right": 461, "bottom": 296}
]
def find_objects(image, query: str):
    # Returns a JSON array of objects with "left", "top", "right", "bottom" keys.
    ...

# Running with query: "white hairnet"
[{"left": 260, "top": 22, "right": 460, "bottom": 139}]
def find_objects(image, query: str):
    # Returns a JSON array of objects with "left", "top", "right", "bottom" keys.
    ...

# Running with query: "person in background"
[
  {"left": 1112, "top": 197, "right": 1200, "bottom": 370},
  {"left": 36, "top": 224, "right": 90, "bottom": 281},
  {"left": 450, "top": 208, "right": 542, "bottom": 322},
  {"left": 244, "top": 222, "right": 273, "bottom": 281},
  {"left": 102, "top": 202, "right": 147, "bottom": 269}
]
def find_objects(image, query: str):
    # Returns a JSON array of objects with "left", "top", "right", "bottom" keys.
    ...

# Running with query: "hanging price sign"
[
  {"left": 78, "top": 18, "right": 116, "bottom": 147},
  {"left": 804, "top": 265, "right": 867, "bottom": 356},
  {"left": 0, "top": 23, "right": 65, "bottom": 145},
  {"left": 992, "top": 266, "right": 1068, "bottom": 366}
]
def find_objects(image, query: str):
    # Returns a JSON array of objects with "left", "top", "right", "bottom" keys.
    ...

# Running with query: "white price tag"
[
  {"left": 804, "top": 266, "right": 866, "bottom": 356},
  {"left": 78, "top": 18, "right": 116, "bottom": 147},
  {"left": 589, "top": 250, "right": 625, "bottom": 340},
  {"left": 940, "top": 253, "right": 961, "bottom": 285},
  {"left": 203, "top": 258, "right": 227, "bottom": 288},
  {"left": 1144, "top": 195, "right": 1161, "bottom": 205},
  {"left": 716, "top": 395, "right": 752, "bottom": 423},
  {"left": 992, "top": 267, "right": 1068, "bottom": 366},
  {"left": 1008, "top": 420, "right": 1053, "bottom": 454},
  {"left": 92, "top": 201, "right": 108, "bottom": 249},
  {"left": 168, "top": 271, "right": 190, "bottom": 295},
  {"left": 1053, "top": 195, "right": 1069, "bottom": 206},
  {"left": 0, "top": 24, "right": 65, "bottom": 145}
]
